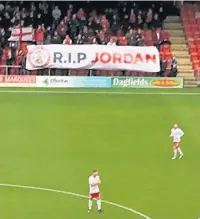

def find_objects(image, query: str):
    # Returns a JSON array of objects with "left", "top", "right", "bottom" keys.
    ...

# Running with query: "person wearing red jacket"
[
  {"left": 35, "top": 25, "right": 44, "bottom": 45},
  {"left": 57, "top": 21, "right": 68, "bottom": 40}
]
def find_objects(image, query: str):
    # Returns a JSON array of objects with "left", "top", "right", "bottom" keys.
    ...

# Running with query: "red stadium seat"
[
  {"left": 191, "top": 52, "right": 198, "bottom": 61},
  {"left": 163, "top": 31, "right": 170, "bottom": 40},
  {"left": 192, "top": 60, "right": 200, "bottom": 70}
]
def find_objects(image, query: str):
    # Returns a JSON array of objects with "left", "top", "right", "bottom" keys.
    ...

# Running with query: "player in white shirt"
[
  {"left": 169, "top": 124, "right": 184, "bottom": 160},
  {"left": 88, "top": 170, "right": 102, "bottom": 212}
]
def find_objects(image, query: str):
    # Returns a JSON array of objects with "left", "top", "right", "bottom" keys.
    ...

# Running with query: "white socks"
[
  {"left": 173, "top": 148, "right": 183, "bottom": 158},
  {"left": 97, "top": 199, "right": 102, "bottom": 210},
  {"left": 88, "top": 199, "right": 92, "bottom": 210},
  {"left": 88, "top": 199, "right": 102, "bottom": 210},
  {"left": 177, "top": 148, "right": 183, "bottom": 155},
  {"left": 173, "top": 149, "right": 177, "bottom": 157}
]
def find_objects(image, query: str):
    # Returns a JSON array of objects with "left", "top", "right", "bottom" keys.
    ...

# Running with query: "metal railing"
[
  {"left": 0, "top": 66, "right": 106, "bottom": 76},
  {"left": 0, "top": 65, "right": 92, "bottom": 76},
  {"left": 0, "top": 65, "right": 23, "bottom": 75},
  {"left": 0, "top": 65, "right": 173, "bottom": 78}
]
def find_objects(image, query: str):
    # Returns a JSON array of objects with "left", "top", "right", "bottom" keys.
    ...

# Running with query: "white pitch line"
[
  {"left": 0, "top": 89, "right": 199, "bottom": 96},
  {"left": 0, "top": 183, "right": 152, "bottom": 219}
]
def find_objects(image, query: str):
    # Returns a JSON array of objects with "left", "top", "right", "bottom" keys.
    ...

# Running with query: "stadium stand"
[
  {"left": 0, "top": 1, "right": 197, "bottom": 86},
  {"left": 181, "top": 4, "right": 200, "bottom": 74},
  {"left": 180, "top": 2, "right": 199, "bottom": 87}
]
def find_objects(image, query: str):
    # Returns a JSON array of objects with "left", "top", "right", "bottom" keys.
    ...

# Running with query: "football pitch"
[{"left": 0, "top": 88, "right": 200, "bottom": 219}]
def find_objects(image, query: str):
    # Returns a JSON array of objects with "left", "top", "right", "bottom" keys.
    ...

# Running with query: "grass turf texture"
[{"left": 0, "top": 88, "right": 200, "bottom": 219}]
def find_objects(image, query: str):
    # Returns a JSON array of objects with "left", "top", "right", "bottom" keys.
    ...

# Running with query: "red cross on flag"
[{"left": 8, "top": 26, "right": 34, "bottom": 41}]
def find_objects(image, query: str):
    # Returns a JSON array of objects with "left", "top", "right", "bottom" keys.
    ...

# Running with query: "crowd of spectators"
[{"left": 0, "top": 1, "right": 176, "bottom": 75}]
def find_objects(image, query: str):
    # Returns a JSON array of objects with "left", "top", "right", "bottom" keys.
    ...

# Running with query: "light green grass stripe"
[
  {"left": 0, "top": 89, "right": 200, "bottom": 95},
  {"left": 0, "top": 183, "right": 152, "bottom": 219}
]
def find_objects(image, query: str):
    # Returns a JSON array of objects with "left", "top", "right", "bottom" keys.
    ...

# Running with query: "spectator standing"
[
  {"left": 39, "top": 2, "right": 48, "bottom": 12},
  {"left": 0, "top": 43, "right": 3, "bottom": 62},
  {"left": 0, "top": 16, "right": 4, "bottom": 28},
  {"left": 44, "top": 26, "right": 53, "bottom": 38},
  {"left": 6, "top": 49, "right": 12, "bottom": 75},
  {"left": 129, "top": 9, "right": 136, "bottom": 28},
  {"left": 51, "top": 31, "right": 61, "bottom": 44},
  {"left": 52, "top": 6, "right": 61, "bottom": 25},
  {"left": 151, "top": 14, "right": 162, "bottom": 29},
  {"left": 21, "top": 13, "right": 28, "bottom": 26},
  {"left": 35, "top": 25, "right": 44, "bottom": 45},
  {"left": 82, "top": 26, "right": 89, "bottom": 44},
  {"left": 25, "top": 11, "right": 35, "bottom": 27},
  {"left": 63, "top": 16, "right": 70, "bottom": 27},
  {"left": 152, "top": 28, "right": 164, "bottom": 45},
  {"left": 137, "top": 14, "right": 144, "bottom": 29},
  {"left": 126, "top": 29, "right": 135, "bottom": 38},
  {"left": 146, "top": 8, "right": 153, "bottom": 28},
  {"left": 30, "top": 2, "right": 36, "bottom": 13},
  {"left": 63, "top": 35, "right": 72, "bottom": 44},
  {"left": 3, "top": 12, "right": 11, "bottom": 29},
  {"left": 57, "top": 20, "right": 68, "bottom": 40},
  {"left": 135, "top": 28, "right": 144, "bottom": 46},
  {"left": 121, "top": 14, "right": 130, "bottom": 34},
  {"left": 91, "top": 37, "right": 98, "bottom": 44},
  {"left": 43, "top": 9, "right": 52, "bottom": 26},
  {"left": 88, "top": 27, "right": 94, "bottom": 37},
  {"left": 76, "top": 34, "right": 84, "bottom": 44},
  {"left": 170, "top": 56, "right": 178, "bottom": 77},
  {"left": 127, "top": 35, "right": 137, "bottom": 46},
  {"left": 110, "top": 16, "right": 119, "bottom": 35},
  {"left": 0, "top": 3, "right": 4, "bottom": 12},
  {"left": 16, "top": 50, "right": 26, "bottom": 74},
  {"left": 69, "top": 14, "right": 79, "bottom": 39},
  {"left": 90, "top": 9, "right": 97, "bottom": 20},
  {"left": 44, "top": 35, "right": 52, "bottom": 44},
  {"left": 157, "top": 59, "right": 167, "bottom": 77},
  {"left": 89, "top": 19, "right": 102, "bottom": 33},
  {"left": 76, "top": 8, "right": 85, "bottom": 20},
  {"left": 100, "top": 15, "right": 109, "bottom": 30},
  {"left": 137, "top": 36, "right": 145, "bottom": 46},
  {"left": 35, "top": 13, "right": 43, "bottom": 27},
  {"left": 97, "top": 34, "right": 106, "bottom": 45},
  {"left": 159, "top": 7, "right": 166, "bottom": 22},
  {"left": 0, "top": 28, "right": 7, "bottom": 47},
  {"left": 118, "top": 36, "right": 127, "bottom": 46},
  {"left": 107, "top": 38, "right": 116, "bottom": 46},
  {"left": 78, "top": 16, "right": 86, "bottom": 31}
]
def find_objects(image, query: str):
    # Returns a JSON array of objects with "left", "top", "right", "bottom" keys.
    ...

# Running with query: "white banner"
[{"left": 26, "top": 45, "right": 160, "bottom": 72}]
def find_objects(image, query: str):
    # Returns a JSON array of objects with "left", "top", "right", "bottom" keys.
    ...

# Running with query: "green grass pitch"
[{"left": 0, "top": 88, "right": 200, "bottom": 219}]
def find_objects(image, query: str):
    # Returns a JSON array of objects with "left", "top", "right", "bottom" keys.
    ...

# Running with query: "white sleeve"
[
  {"left": 89, "top": 177, "right": 92, "bottom": 185},
  {"left": 180, "top": 129, "right": 184, "bottom": 137},
  {"left": 169, "top": 129, "right": 173, "bottom": 137}
]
